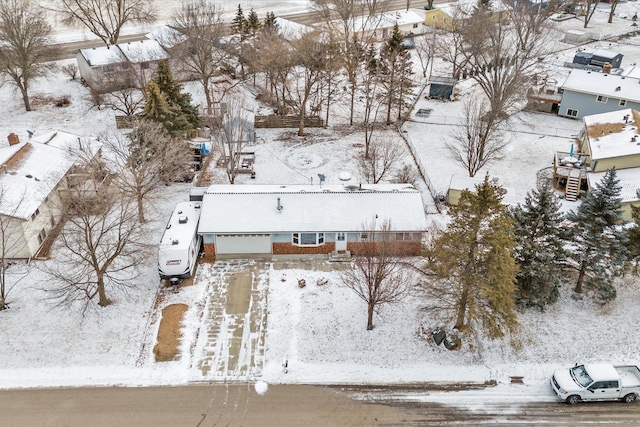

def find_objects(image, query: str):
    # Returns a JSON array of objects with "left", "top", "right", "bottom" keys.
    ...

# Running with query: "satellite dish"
[
  {"left": 339, "top": 172, "right": 351, "bottom": 181},
  {"left": 318, "top": 173, "right": 326, "bottom": 183}
]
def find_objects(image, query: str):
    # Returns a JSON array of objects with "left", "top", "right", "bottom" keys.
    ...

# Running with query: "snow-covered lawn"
[{"left": 0, "top": 1, "right": 639, "bottom": 406}]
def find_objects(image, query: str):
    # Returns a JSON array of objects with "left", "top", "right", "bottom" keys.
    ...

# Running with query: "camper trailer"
[{"left": 158, "top": 202, "right": 202, "bottom": 283}]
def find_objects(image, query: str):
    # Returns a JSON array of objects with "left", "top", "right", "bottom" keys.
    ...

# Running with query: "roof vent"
[
  {"left": 277, "top": 197, "right": 283, "bottom": 212},
  {"left": 615, "top": 86, "right": 621, "bottom": 91},
  {"left": 25, "top": 174, "right": 33, "bottom": 178},
  {"left": 172, "top": 239, "right": 179, "bottom": 245},
  {"left": 632, "top": 135, "right": 637, "bottom": 142},
  {"left": 195, "top": 203, "right": 201, "bottom": 209},
  {"left": 178, "top": 216, "right": 188, "bottom": 224}
]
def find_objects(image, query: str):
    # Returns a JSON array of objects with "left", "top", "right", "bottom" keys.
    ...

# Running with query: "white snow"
[{"left": 0, "top": 1, "right": 639, "bottom": 411}]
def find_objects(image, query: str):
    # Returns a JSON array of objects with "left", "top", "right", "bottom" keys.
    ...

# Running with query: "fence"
[{"left": 254, "top": 115, "right": 324, "bottom": 129}]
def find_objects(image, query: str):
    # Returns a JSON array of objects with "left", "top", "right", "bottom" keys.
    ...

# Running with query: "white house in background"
[
  {"left": 447, "top": 176, "right": 517, "bottom": 206},
  {"left": 352, "top": 9, "right": 425, "bottom": 41},
  {"left": 75, "top": 39, "right": 169, "bottom": 92},
  {"left": 198, "top": 184, "right": 427, "bottom": 258},
  {"left": 0, "top": 132, "right": 101, "bottom": 259},
  {"left": 558, "top": 69, "right": 640, "bottom": 119}
]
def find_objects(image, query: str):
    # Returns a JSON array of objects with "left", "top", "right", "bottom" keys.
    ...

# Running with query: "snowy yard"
[{"left": 0, "top": 0, "right": 640, "bottom": 407}]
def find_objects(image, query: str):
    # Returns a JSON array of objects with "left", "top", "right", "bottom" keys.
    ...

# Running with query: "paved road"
[{"left": 3, "top": 383, "right": 640, "bottom": 426}]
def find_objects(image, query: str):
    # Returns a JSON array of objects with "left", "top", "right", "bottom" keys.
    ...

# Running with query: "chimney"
[
  {"left": 7, "top": 133, "right": 19, "bottom": 146},
  {"left": 603, "top": 62, "right": 612, "bottom": 74}
]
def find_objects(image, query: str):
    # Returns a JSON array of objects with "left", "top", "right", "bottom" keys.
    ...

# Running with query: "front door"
[{"left": 336, "top": 232, "right": 347, "bottom": 252}]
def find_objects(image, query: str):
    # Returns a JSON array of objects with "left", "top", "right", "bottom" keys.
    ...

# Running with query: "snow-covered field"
[{"left": 0, "top": 0, "right": 640, "bottom": 408}]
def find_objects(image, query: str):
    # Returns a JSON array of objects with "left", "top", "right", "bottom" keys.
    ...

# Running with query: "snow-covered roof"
[
  {"left": 275, "top": 17, "right": 313, "bottom": 39},
  {"left": 198, "top": 184, "right": 428, "bottom": 234},
  {"left": 117, "top": 39, "right": 169, "bottom": 63},
  {"left": 588, "top": 167, "right": 640, "bottom": 203},
  {"left": 0, "top": 137, "right": 77, "bottom": 219},
  {"left": 583, "top": 108, "right": 640, "bottom": 160},
  {"left": 560, "top": 69, "right": 640, "bottom": 102},
  {"left": 77, "top": 45, "right": 126, "bottom": 67},
  {"left": 77, "top": 39, "right": 168, "bottom": 67},
  {"left": 592, "top": 49, "right": 622, "bottom": 60},
  {"left": 30, "top": 131, "right": 102, "bottom": 160},
  {"left": 584, "top": 364, "right": 620, "bottom": 383},
  {"left": 448, "top": 176, "right": 517, "bottom": 205},
  {"left": 440, "top": 0, "right": 510, "bottom": 17},
  {"left": 351, "top": 9, "right": 424, "bottom": 32},
  {"left": 146, "top": 25, "right": 186, "bottom": 49}
]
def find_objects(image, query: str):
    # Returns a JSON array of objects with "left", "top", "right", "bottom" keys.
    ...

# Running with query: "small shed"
[
  {"left": 564, "top": 30, "right": 588, "bottom": 44},
  {"left": 572, "top": 51, "right": 592, "bottom": 66},
  {"left": 447, "top": 176, "right": 517, "bottom": 206},
  {"left": 428, "top": 76, "right": 457, "bottom": 99}
]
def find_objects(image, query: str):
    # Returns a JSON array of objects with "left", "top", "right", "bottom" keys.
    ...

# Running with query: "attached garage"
[{"left": 215, "top": 234, "right": 272, "bottom": 255}]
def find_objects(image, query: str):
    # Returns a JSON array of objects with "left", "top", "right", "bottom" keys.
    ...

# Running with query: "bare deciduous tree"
[
  {"left": 105, "top": 121, "right": 193, "bottom": 223},
  {"left": 341, "top": 219, "right": 412, "bottom": 330},
  {"left": 288, "top": 31, "right": 328, "bottom": 136},
  {"left": 447, "top": 98, "right": 507, "bottom": 177},
  {"left": 358, "top": 136, "right": 403, "bottom": 183},
  {"left": 414, "top": 30, "right": 437, "bottom": 79},
  {"left": 581, "top": 0, "right": 599, "bottom": 28},
  {"left": 210, "top": 92, "right": 254, "bottom": 184},
  {"left": 44, "top": 168, "right": 149, "bottom": 311},
  {"left": 449, "top": 3, "right": 555, "bottom": 116},
  {"left": 171, "top": 0, "right": 233, "bottom": 112},
  {"left": 54, "top": 0, "right": 156, "bottom": 45},
  {"left": 0, "top": 0, "right": 59, "bottom": 111}
]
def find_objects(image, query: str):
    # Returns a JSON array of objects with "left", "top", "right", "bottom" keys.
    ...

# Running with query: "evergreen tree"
[
  {"left": 625, "top": 200, "right": 640, "bottom": 275},
  {"left": 246, "top": 8, "right": 261, "bottom": 37},
  {"left": 423, "top": 174, "right": 519, "bottom": 338},
  {"left": 510, "top": 183, "right": 566, "bottom": 310},
  {"left": 566, "top": 169, "right": 628, "bottom": 304},
  {"left": 379, "top": 23, "right": 414, "bottom": 125},
  {"left": 263, "top": 11, "right": 278, "bottom": 34},
  {"left": 152, "top": 59, "right": 200, "bottom": 131},
  {"left": 141, "top": 81, "right": 189, "bottom": 135},
  {"left": 231, "top": 4, "right": 246, "bottom": 35}
]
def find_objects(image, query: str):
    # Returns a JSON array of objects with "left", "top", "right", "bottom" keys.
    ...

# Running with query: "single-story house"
[
  {"left": 198, "top": 184, "right": 428, "bottom": 258},
  {"left": 0, "top": 131, "right": 101, "bottom": 259},
  {"left": 558, "top": 69, "right": 640, "bottom": 119},
  {"left": 447, "top": 176, "right": 517, "bottom": 206},
  {"left": 75, "top": 39, "right": 169, "bottom": 91},
  {"left": 436, "top": 0, "right": 511, "bottom": 25},
  {"left": 587, "top": 168, "right": 639, "bottom": 222},
  {"left": 352, "top": 9, "right": 426, "bottom": 41}
]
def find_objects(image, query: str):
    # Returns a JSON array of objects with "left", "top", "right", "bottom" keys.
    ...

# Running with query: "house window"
[
  {"left": 292, "top": 232, "right": 324, "bottom": 246},
  {"left": 141, "top": 61, "right": 150, "bottom": 70},
  {"left": 31, "top": 208, "right": 40, "bottom": 221},
  {"left": 37, "top": 229, "right": 46, "bottom": 245},
  {"left": 619, "top": 99, "right": 627, "bottom": 107},
  {"left": 396, "top": 232, "right": 412, "bottom": 241},
  {"left": 596, "top": 95, "right": 608, "bottom": 103},
  {"left": 566, "top": 109, "right": 578, "bottom": 117},
  {"left": 413, "top": 23, "right": 418, "bottom": 28},
  {"left": 432, "top": 15, "right": 436, "bottom": 20},
  {"left": 360, "top": 233, "right": 369, "bottom": 240}
]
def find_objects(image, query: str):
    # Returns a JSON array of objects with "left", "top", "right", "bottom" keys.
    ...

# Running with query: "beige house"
[
  {"left": 0, "top": 132, "right": 101, "bottom": 259},
  {"left": 553, "top": 108, "right": 640, "bottom": 218},
  {"left": 75, "top": 39, "right": 169, "bottom": 92},
  {"left": 423, "top": 7, "right": 454, "bottom": 30}
]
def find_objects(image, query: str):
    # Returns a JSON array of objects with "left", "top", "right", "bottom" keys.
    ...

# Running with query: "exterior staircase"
[{"left": 565, "top": 168, "right": 582, "bottom": 201}]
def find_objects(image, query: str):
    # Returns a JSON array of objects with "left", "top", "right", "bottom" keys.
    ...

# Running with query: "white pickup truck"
[{"left": 551, "top": 363, "right": 640, "bottom": 404}]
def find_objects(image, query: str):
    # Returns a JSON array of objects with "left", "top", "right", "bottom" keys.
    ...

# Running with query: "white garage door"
[{"left": 216, "top": 234, "right": 272, "bottom": 254}]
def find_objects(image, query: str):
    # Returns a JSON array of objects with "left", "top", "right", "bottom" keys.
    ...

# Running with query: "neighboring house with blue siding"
[{"left": 558, "top": 69, "right": 640, "bottom": 119}]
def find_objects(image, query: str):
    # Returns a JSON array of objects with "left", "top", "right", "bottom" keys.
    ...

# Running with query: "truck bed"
[{"left": 616, "top": 365, "right": 640, "bottom": 388}]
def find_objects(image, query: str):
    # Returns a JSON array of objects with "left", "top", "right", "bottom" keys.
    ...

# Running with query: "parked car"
[{"left": 551, "top": 363, "right": 640, "bottom": 404}]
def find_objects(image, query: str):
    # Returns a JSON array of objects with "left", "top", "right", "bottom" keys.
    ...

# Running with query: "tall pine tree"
[
  {"left": 153, "top": 60, "right": 200, "bottom": 131},
  {"left": 246, "top": 8, "right": 261, "bottom": 37},
  {"left": 379, "top": 23, "right": 414, "bottom": 125},
  {"left": 510, "top": 183, "right": 566, "bottom": 310},
  {"left": 566, "top": 168, "right": 628, "bottom": 304},
  {"left": 231, "top": 4, "right": 246, "bottom": 35},
  {"left": 424, "top": 174, "right": 519, "bottom": 338}
]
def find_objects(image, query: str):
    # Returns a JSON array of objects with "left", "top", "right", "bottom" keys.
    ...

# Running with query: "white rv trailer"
[{"left": 158, "top": 202, "right": 202, "bottom": 282}]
